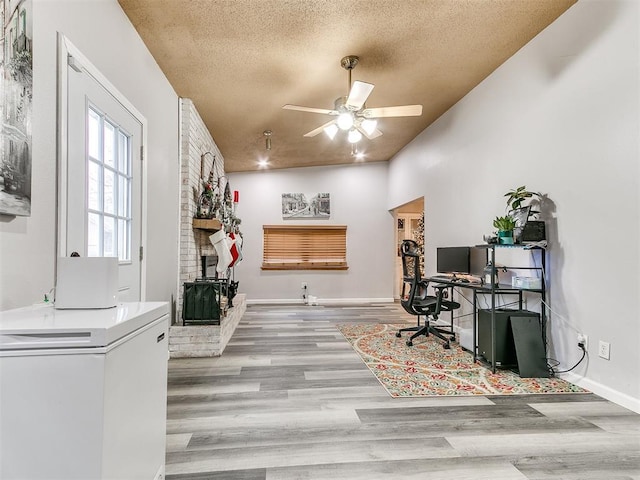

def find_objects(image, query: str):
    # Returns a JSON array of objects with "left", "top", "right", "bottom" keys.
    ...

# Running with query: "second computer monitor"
[{"left": 436, "top": 246, "right": 487, "bottom": 276}]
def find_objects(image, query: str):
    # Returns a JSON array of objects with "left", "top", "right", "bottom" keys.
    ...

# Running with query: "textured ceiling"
[{"left": 118, "top": 0, "right": 576, "bottom": 173}]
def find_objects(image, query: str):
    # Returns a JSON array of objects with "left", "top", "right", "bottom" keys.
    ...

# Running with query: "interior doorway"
[{"left": 392, "top": 197, "right": 424, "bottom": 300}]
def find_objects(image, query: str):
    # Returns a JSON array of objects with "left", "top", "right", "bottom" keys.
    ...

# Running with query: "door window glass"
[{"left": 86, "top": 105, "right": 132, "bottom": 261}]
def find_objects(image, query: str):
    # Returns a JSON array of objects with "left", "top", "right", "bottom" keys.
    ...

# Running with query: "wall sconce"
[{"left": 263, "top": 130, "right": 272, "bottom": 150}]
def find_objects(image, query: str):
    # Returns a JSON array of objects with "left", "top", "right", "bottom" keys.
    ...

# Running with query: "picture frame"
[
  {"left": 282, "top": 193, "right": 330, "bottom": 219},
  {"left": 0, "top": 0, "right": 33, "bottom": 217}
]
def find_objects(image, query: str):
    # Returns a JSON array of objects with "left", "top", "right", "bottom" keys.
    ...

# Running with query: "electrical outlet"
[
  {"left": 301, "top": 282, "right": 307, "bottom": 289},
  {"left": 598, "top": 340, "right": 610, "bottom": 360},
  {"left": 577, "top": 333, "right": 588, "bottom": 349}
]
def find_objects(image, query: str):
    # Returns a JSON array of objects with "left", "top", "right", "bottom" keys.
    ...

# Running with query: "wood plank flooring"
[{"left": 165, "top": 303, "right": 640, "bottom": 479}]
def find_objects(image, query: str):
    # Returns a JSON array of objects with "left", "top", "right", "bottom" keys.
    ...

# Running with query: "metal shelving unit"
[
  {"left": 429, "top": 244, "right": 547, "bottom": 374},
  {"left": 475, "top": 243, "right": 547, "bottom": 373}
]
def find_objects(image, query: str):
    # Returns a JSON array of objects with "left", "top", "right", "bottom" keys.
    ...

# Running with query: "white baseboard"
[
  {"left": 245, "top": 297, "right": 395, "bottom": 306},
  {"left": 245, "top": 298, "right": 305, "bottom": 305},
  {"left": 560, "top": 372, "right": 640, "bottom": 414}
]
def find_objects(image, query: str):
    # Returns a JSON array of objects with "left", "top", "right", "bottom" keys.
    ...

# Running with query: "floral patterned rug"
[{"left": 337, "top": 323, "right": 588, "bottom": 397}]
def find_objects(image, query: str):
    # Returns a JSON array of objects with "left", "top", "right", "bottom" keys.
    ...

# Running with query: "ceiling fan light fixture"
[
  {"left": 337, "top": 112, "right": 354, "bottom": 130},
  {"left": 360, "top": 118, "right": 378, "bottom": 135},
  {"left": 323, "top": 123, "right": 338, "bottom": 140},
  {"left": 361, "top": 118, "right": 377, "bottom": 135},
  {"left": 348, "top": 128, "right": 362, "bottom": 144}
]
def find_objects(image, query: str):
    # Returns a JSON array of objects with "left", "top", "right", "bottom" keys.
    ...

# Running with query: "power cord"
[{"left": 549, "top": 342, "right": 587, "bottom": 374}]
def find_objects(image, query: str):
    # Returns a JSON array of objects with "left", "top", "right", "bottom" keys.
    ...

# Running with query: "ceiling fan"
[{"left": 283, "top": 55, "right": 423, "bottom": 144}]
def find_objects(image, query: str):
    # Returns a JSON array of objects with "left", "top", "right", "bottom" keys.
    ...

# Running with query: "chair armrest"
[{"left": 432, "top": 284, "right": 448, "bottom": 313}]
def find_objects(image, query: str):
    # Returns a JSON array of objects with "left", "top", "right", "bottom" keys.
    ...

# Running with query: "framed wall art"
[
  {"left": 282, "top": 193, "right": 330, "bottom": 219},
  {"left": 0, "top": 0, "right": 32, "bottom": 216}
]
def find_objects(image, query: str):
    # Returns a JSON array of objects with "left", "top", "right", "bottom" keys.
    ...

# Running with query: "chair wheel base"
[
  {"left": 406, "top": 340, "right": 413, "bottom": 347},
  {"left": 443, "top": 343, "right": 451, "bottom": 349},
  {"left": 395, "top": 332, "right": 401, "bottom": 338}
]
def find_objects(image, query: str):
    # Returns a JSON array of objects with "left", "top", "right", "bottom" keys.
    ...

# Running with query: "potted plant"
[
  {"left": 493, "top": 215, "right": 516, "bottom": 245},
  {"left": 504, "top": 185, "right": 543, "bottom": 242},
  {"left": 504, "top": 185, "right": 540, "bottom": 210}
]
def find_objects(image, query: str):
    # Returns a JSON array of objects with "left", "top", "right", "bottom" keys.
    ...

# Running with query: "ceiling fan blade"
[
  {"left": 304, "top": 120, "right": 337, "bottom": 137},
  {"left": 356, "top": 125, "right": 383, "bottom": 140},
  {"left": 362, "top": 105, "right": 423, "bottom": 118},
  {"left": 283, "top": 104, "right": 338, "bottom": 115},
  {"left": 346, "top": 81, "right": 374, "bottom": 110}
]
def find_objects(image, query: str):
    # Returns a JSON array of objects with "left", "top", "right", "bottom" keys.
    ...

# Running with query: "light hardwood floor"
[{"left": 165, "top": 303, "right": 640, "bottom": 479}]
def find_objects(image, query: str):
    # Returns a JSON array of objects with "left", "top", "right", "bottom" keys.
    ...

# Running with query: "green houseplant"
[
  {"left": 493, "top": 215, "right": 516, "bottom": 245},
  {"left": 504, "top": 185, "right": 541, "bottom": 213},
  {"left": 504, "top": 185, "right": 543, "bottom": 243}
]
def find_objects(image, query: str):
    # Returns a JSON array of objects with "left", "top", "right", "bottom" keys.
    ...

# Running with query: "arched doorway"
[{"left": 392, "top": 197, "right": 424, "bottom": 300}]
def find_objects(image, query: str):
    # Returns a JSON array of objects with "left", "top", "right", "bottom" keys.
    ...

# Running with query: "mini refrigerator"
[{"left": 0, "top": 302, "right": 170, "bottom": 480}]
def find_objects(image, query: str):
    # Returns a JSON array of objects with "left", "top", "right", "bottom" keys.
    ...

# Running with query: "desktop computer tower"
[{"left": 477, "top": 309, "right": 540, "bottom": 367}]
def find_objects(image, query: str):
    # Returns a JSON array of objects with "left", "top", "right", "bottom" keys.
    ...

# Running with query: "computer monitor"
[
  {"left": 436, "top": 246, "right": 470, "bottom": 274},
  {"left": 469, "top": 246, "right": 488, "bottom": 276}
]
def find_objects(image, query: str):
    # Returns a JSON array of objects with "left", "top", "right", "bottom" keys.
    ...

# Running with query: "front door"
[{"left": 60, "top": 39, "right": 144, "bottom": 302}]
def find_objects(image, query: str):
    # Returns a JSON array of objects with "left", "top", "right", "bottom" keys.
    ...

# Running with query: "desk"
[{"left": 427, "top": 245, "right": 547, "bottom": 375}]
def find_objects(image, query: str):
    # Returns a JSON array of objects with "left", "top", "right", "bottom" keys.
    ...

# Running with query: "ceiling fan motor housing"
[{"left": 340, "top": 55, "right": 359, "bottom": 71}]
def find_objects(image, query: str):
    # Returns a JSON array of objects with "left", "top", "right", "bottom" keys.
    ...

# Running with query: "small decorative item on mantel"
[
  {"left": 193, "top": 168, "right": 222, "bottom": 231},
  {"left": 195, "top": 170, "right": 220, "bottom": 219}
]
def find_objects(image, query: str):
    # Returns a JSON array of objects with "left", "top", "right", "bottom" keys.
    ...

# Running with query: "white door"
[{"left": 61, "top": 44, "right": 144, "bottom": 302}]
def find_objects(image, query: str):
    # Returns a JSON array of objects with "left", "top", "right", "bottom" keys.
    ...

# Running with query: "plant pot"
[{"left": 498, "top": 230, "right": 514, "bottom": 245}]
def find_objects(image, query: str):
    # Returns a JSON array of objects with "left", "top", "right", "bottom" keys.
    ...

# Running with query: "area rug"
[{"left": 337, "top": 323, "right": 588, "bottom": 397}]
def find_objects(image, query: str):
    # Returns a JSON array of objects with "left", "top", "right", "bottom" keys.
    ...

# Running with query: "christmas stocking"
[
  {"left": 228, "top": 232, "right": 242, "bottom": 267},
  {"left": 209, "top": 230, "right": 232, "bottom": 273}
]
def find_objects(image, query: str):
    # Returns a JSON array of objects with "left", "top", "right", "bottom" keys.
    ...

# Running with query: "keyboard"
[
  {"left": 429, "top": 275, "right": 454, "bottom": 282},
  {"left": 430, "top": 275, "right": 482, "bottom": 285}
]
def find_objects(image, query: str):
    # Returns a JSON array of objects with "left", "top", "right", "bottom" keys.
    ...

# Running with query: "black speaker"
[{"left": 521, "top": 221, "right": 546, "bottom": 242}]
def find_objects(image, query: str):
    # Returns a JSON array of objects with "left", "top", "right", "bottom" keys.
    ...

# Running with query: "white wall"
[
  {"left": 229, "top": 162, "right": 395, "bottom": 303},
  {"left": 0, "top": 0, "right": 179, "bottom": 311},
  {"left": 388, "top": 0, "right": 639, "bottom": 410}
]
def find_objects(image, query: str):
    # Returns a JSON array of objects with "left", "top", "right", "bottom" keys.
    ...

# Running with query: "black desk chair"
[{"left": 396, "top": 240, "right": 460, "bottom": 349}]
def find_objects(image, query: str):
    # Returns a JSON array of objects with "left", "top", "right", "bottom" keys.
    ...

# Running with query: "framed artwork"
[
  {"left": 0, "top": 0, "right": 32, "bottom": 216},
  {"left": 282, "top": 193, "right": 330, "bottom": 219}
]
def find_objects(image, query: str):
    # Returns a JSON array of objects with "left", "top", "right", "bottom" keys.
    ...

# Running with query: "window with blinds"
[{"left": 262, "top": 225, "right": 348, "bottom": 270}]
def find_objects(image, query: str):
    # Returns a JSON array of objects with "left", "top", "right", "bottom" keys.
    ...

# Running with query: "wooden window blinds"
[{"left": 262, "top": 225, "right": 348, "bottom": 270}]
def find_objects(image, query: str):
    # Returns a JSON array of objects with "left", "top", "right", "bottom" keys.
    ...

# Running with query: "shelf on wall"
[{"left": 192, "top": 218, "right": 222, "bottom": 231}]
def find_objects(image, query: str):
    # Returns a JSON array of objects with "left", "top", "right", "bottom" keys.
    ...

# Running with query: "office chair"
[{"left": 396, "top": 239, "right": 460, "bottom": 349}]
